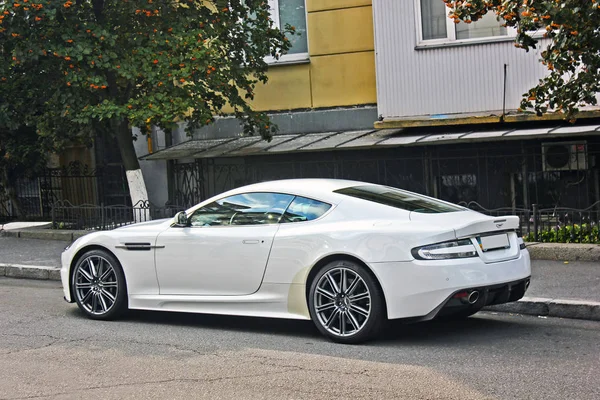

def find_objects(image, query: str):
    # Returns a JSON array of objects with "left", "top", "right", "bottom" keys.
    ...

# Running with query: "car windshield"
[{"left": 334, "top": 185, "right": 464, "bottom": 213}]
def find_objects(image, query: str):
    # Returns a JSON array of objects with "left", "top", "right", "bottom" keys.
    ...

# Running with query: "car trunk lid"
[{"left": 410, "top": 211, "right": 521, "bottom": 263}]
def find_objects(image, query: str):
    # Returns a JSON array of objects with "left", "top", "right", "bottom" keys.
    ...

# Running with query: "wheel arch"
[
  {"left": 304, "top": 253, "right": 388, "bottom": 318},
  {"left": 69, "top": 245, "right": 123, "bottom": 301}
]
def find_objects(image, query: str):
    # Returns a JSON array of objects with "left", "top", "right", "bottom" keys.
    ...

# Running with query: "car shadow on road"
[
  {"left": 379, "top": 313, "right": 533, "bottom": 345},
  {"left": 108, "top": 309, "right": 323, "bottom": 339},
  {"left": 69, "top": 308, "right": 535, "bottom": 345}
]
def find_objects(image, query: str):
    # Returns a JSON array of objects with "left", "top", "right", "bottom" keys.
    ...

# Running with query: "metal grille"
[
  {"left": 4, "top": 161, "right": 129, "bottom": 220},
  {"left": 52, "top": 200, "right": 184, "bottom": 230},
  {"left": 170, "top": 138, "right": 600, "bottom": 215},
  {"left": 171, "top": 161, "right": 205, "bottom": 207}
]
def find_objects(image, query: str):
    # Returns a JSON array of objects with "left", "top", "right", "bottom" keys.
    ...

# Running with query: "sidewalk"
[
  {"left": 0, "top": 224, "right": 90, "bottom": 241},
  {"left": 1, "top": 232, "right": 599, "bottom": 321}
]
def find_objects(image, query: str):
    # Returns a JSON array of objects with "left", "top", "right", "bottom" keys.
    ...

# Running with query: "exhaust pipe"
[
  {"left": 467, "top": 290, "right": 479, "bottom": 305},
  {"left": 454, "top": 290, "right": 480, "bottom": 305}
]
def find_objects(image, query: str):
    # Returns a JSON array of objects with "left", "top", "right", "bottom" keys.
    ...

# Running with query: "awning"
[{"left": 140, "top": 124, "right": 600, "bottom": 161}]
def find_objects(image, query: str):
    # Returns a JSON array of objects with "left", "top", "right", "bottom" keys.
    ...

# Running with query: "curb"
[
  {"left": 0, "top": 263, "right": 61, "bottom": 281},
  {"left": 525, "top": 243, "right": 600, "bottom": 262},
  {"left": 485, "top": 296, "right": 600, "bottom": 322},
  {"left": 0, "top": 229, "right": 90, "bottom": 242}
]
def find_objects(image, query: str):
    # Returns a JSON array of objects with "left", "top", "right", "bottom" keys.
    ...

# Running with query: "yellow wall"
[
  {"left": 249, "top": 0, "right": 376, "bottom": 112},
  {"left": 306, "top": 0, "right": 372, "bottom": 12}
]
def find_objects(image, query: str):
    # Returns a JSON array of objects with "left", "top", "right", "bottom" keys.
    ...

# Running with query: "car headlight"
[{"left": 412, "top": 239, "right": 478, "bottom": 260}]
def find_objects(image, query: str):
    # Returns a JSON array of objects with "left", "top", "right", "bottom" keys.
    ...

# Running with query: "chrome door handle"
[{"left": 242, "top": 240, "right": 260, "bottom": 244}]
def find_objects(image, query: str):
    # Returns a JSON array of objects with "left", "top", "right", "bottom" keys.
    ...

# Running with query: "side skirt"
[{"left": 128, "top": 283, "right": 311, "bottom": 321}]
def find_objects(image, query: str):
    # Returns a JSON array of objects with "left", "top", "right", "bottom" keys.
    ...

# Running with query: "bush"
[{"left": 524, "top": 224, "right": 600, "bottom": 244}]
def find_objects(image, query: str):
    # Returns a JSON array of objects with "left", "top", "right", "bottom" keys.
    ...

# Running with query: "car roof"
[{"left": 222, "top": 178, "right": 371, "bottom": 204}]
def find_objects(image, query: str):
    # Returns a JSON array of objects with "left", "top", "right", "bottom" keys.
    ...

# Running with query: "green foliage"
[
  {"left": 0, "top": 126, "right": 48, "bottom": 177},
  {"left": 524, "top": 224, "right": 600, "bottom": 244},
  {"left": 0, "top": 125, "right": 48, "bottom": 218},
  {"left": 445, "top": 0, "right": 600, "bottom": 118},
  {"left": 0, "top": 0, "right": 293, "bottom": 142}
]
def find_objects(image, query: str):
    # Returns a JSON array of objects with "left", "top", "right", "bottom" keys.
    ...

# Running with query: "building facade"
[{"left": 138, "top": 0, "right": 600, "bottom": 214}]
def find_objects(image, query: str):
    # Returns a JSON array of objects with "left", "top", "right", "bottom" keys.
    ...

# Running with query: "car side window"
[
  {"left": 281, "top": 196, "right": 332, "bottom": 223},
  {"left": 189, "top": 192, "right": 294, "bottom": 227}
]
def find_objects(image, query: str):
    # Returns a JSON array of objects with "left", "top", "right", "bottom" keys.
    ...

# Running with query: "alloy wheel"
[
  {"left": 313, "top": 267, "right": 371, "bottom": 337},
  {"left": 74, "top": 255, "right": 119, "bottom": 315}
]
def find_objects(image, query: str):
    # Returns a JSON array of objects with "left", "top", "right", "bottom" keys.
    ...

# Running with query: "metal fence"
[
  {"left": 1, "top": 162, "right": 129, "bottom": 221},
  {"left": 460, "top": 201, "right": 600, "bottom": 243},
  {"left": 49, "top": 197, "right": 600, "bottom": 243},
  {"left": 0, "top": 199, "right": 14, "bottom": 223},
  {"left": 51, "top": 200, "right": 185, "bottom": 231}
]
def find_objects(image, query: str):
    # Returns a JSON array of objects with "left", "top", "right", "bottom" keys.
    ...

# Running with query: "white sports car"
[{"left": 61, "top": 179, "right": 531, "bottom": 343}]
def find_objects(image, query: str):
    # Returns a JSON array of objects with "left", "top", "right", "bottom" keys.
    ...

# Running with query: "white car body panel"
[
  {"left": 154, "top": 224, "right": 280, "bottom": 295},
  {"left": 61, "top": 179, "right": 531, "bottom": 321},
  {"left": 370, "top": 249, "right": 531, "bottom": 319}
]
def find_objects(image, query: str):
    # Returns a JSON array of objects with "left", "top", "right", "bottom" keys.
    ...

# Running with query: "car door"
[{"left": 154, "top": 192, "right": 294, "bottom": 296}]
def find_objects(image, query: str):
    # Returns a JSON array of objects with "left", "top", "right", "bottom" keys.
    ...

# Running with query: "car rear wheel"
[
  {"left": 308, "top": 260, "right": 385, "bottom": 344},
  {"left": 72, "top": 249, "right": 127, "bottom": 320}
]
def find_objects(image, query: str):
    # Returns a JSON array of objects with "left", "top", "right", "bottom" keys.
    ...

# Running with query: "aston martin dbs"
[{"left": 61, "top": 179, "right": 531, "bottom": 343}]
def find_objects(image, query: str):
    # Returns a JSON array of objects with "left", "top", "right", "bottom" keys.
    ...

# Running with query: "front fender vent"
[{"left": 116, "top": 243, "right": 152, "bottom": 251}]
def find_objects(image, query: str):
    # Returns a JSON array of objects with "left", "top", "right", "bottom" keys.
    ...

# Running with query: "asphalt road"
[
  {"left": 1, "top": 278, "right": 599, "bottom": 400},
  {"left": 1, "top": 236, "right": 599, "bottom": 302}
]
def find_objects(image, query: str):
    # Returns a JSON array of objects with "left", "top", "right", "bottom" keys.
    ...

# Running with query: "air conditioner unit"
[{"left": 542, "top": 141, "right": 588, "bottom": 172}]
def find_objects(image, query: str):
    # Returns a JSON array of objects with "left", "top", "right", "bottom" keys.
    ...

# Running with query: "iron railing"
[
  {"left": 49, "top": 197, "right": 600, "bottom": 243},
  {"left": 0, "top": 200, "right": 14, "bottom": 223},
  {"left": 51, "top": 200, "right": 185, "bottom": 231},
  {"left": 459, "top": 201, "right": 600, "bottom": 243},
  {"left": 4, "top": 162, "right": 129, "bottom": 221}
]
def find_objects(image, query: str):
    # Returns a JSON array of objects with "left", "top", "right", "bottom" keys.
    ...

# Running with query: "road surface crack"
[{"left": 1, "top": 367, "right": 302, "bottom": 400}]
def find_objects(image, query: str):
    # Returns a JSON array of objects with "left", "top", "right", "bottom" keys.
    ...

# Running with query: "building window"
[
  {"left": 437, "top": 174, "right": 478, "bottom": 205},
  {"left": 420, "top": 0, "right": 447, "bottom": 40},
  {"left": 267, "top": 0, "right": 308, "bottom": 64},
  {"left": 418, "top": 0, "right": 509, "bottom": 45}
]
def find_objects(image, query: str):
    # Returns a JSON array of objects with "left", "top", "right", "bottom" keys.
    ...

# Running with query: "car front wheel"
[
  {"left": 308, "top": 260, "right": 385, "bottom": 344},
  {"left": 72, "top": 249, "right": 127, "bottom": 320}
]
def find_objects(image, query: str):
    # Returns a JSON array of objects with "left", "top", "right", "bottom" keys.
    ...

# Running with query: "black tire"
[
  {"left": 72, "top": 249, "right": 128, "bottom": 320},
  {"left": 308, "top": 260, "right": 385, "bottom": 344}
]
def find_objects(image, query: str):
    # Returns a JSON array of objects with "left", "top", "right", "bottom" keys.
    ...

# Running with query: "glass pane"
[
  {"left": 334, "top": 185, "right": 464, "bottom": 213},
  {"left": 190, "top": 192, "right": 294, "bottom": 226},
  {"left": 421, "top": 0, "right": 447, "bottom": 40},
  {"left": 279, "top": 0, "right": 308, "bottom": 54},
  {"left": 282, "top": 196, "right": 332, "bottom": 223},
  {"left": 438, "top": 174, "right": 478, "bottom": 205},
  {"left": 455, "top": 11, "right": 507, "bottom": 40}
]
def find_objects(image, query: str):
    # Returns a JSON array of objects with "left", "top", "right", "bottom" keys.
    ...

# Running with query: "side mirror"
[{"left": 173, "top": 211, "right": 189, "bottom": 227}]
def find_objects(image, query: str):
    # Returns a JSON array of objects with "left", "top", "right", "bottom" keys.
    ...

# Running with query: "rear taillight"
[{"left": 412, "top": 239, "right": 478, "bottom": 260}]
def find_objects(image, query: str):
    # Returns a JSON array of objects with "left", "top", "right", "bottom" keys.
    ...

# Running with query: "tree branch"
[{"left": 92, "top": 0, "right": 105, "bottom": 23}]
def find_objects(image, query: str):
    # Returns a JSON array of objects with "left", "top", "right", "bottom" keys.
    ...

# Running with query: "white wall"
[
  {"left": 372, "top": 0, "right": 549, "bottom": 119},
  {"left": 132, "top": 127, "right": 169, "bottom": 206}
]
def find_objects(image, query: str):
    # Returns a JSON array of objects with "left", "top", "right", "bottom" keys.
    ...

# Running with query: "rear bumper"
[
  {"left": 369, "top": 249, "right": 531, "bottom": 320},
  {"left": 425, "top": 276, "right": 530, "bottom": 321}
]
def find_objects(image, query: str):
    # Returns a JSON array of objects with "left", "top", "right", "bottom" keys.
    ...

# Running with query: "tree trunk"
[
  {"left": 113, "top": 119, "right": 150, "bottom": 221},
  {"left": 1, "top": 167, "right": 24, "bottom": 219}
]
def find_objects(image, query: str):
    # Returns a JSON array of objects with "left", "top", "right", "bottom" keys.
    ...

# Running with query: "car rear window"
[{"left": 334, "top": 185, "right": 464, "bottom": 213}]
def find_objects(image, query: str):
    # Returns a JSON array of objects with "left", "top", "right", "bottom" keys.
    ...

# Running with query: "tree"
[
  {"left": 0, "top": 127, "right": 49, "bottom": 218},
  {"left": 0, "top": 36, "right": 76, "bottom": 218},
  {"left": 445, "top": 0, "right": 600, "bottom": 118},
  {"left": 0, "top": 0, "right": 292, "bottom": 206}
]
